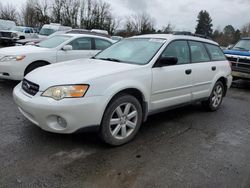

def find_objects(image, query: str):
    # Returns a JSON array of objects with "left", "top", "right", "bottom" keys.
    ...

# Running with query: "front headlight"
[
  {"left": 42, "top": 85, "right": 89, "bottom": 100},
  {"left": 0, "top": 55, "right": 26, "bottom": 62},
  {"left": 11, "top": 32, "right": 18, "bottom": 38}
]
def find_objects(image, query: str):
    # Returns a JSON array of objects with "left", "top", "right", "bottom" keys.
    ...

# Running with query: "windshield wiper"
[{"left": 98, "top": 58, "right": 122, "bottom": 62}]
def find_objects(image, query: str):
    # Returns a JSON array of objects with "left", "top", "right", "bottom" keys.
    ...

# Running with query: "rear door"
[
  {"left": 151, "top": 40, "right": 193, "bottom": 110},
  {"left": 188, "top": 41, "right": 215, "bottom": 100}
]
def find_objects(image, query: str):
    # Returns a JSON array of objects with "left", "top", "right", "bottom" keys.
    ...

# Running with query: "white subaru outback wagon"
[{"left": 13, "top": 34, "right": 232, "bottom": 146}]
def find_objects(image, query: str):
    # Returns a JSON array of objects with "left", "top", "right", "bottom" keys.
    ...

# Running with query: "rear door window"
[
  {"left": 189, "top": 41, "right": 210, "bottom": 63},
  {"left": 205, "top": 43, "right": 226, "bottom": 61}
]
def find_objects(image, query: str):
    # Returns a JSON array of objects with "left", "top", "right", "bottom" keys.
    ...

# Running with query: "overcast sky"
[{"left": 2, "top": 0, "right": 250, "bottom": 31}]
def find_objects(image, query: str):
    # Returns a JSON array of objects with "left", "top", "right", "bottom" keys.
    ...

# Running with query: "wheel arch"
[
  {"left": 19, "top": 35, "right": 25, "bottom": 39},
  {"left": 217, "top": 77, "right": 228, "bottom": 96},
  {"left": 103, "top": 88, "right": 148, "bottom": 123},
  {"left": 211, "top": 72, "right": 229, "bottom": 97},
  {"left": 24, "top": 60, "right": 51, "bottom": 75}
]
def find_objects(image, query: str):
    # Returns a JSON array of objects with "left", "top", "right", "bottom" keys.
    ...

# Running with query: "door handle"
[
  {"left": 185, "top": 69, "right": 192, "bottom": 75},
  {"left": 212, "top": 66, "right": 217, "bottom": 71}
]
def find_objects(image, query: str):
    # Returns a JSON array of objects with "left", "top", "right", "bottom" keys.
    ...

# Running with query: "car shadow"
[
  {"left": 23, "top": 104, "right": 204, "bottom": 150},
  {"left": 0, "top": 79, "right": 20, "bottom": 89},
  {"left": 22, "top": 121, "right": 107, "bottom": 149},
  {"left": 231, "top": 79, "right": 250, "bottom": 91}
]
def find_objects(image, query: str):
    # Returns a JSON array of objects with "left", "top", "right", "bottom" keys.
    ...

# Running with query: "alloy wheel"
[
  {"left": 211, "top": 84, "right": 223, "bottom": 108},
  {"left": 109, "top": 102, "right": 138, "bottom": 140}
]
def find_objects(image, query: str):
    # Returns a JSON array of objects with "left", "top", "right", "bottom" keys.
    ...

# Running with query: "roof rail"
[
  {"left": 66, "top": 29, "right": 111, "bottom": 38},
  {"left": 173, "top": 31, "right": 212, "bottom": 40}
]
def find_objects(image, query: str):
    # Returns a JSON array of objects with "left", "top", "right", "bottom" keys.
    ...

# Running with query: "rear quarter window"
[{"left": 205, "top": 43, "right": 226, "bottom": 61}]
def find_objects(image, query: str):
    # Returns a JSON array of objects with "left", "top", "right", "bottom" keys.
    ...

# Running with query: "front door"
[
  {"left": 57, "top": 37, "right": 97, "bottom": 62},
  {"left": 151, "top": 40, "right": 193, "bottom": 110}
]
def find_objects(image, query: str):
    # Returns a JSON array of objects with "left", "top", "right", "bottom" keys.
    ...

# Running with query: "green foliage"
[
  {"left": 212, "top": 25, "right": 242, "bottom": 47},
  {"left": 195, "top": 10, "right": 213, "bottom": 37}
]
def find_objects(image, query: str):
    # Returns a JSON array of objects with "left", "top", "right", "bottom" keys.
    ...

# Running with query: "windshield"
[
  {"left": 95, "top": 38, "right": 166, "bottom": 65},
  {"left": 39, "top": 28, "right": 56, "bottom": 36},
  {"left": 10, "top": 26, "right": 24, "bottom": 32},
  {"left": 36, "top": 35, "right": 72, "bottom": 48},
  {"left": 232, "top": 39, "right": 250, "bottom": 51}
]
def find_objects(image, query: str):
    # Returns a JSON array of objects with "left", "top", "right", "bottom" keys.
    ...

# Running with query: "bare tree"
[
  {"left": 51, "top": 0, "right": 65, "bottom": 23},
  {"left": 124, "top": 12, "right": 156, "bottom": 36},
  {"left": 79, "top": 0, "right": 118, "bottom": 33},
  {"left": 61, "top": 0, "right": 80, "bottom": 27},
  {"left": 22, "top": 0, "right": 50, "bottom": 28},
  {"left": 161, "top": 23, "right": 175, "bottom": 34},
  {"left": 21, "top": 0, "right": 37, "bottom": 27},
  {"left": 0, "top": 3, "right": 18, "bottom": 23},
  {"left": 35, "top": 0, "right": 51, "bottom": 26},
  {"left": 241, "top": 23, "right": 250, "bottom": 37}
]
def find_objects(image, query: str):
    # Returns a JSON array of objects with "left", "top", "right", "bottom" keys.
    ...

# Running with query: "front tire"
[
  {"left": 202, "top": 81, "right": 225, "bottom": 111},
  {"left": 100, "top": 94, "right": 143, "bottom": 146}
]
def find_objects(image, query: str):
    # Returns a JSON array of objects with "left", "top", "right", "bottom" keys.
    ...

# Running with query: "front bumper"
[
  {"left": 0, "top": 37, "right": 17, "bottom": 45},
  {"left": 13, "top": 83, "right": 105, "bottom": 134},
  {"left": 232, "top": 71, "right": 250, "bottom": 80},
  {"left": 0, "top": 61, "right": 25, "bottom": 80}
]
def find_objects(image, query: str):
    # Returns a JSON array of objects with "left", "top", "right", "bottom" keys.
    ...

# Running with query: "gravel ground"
[{"left": 0, "top": 79, "right": 250, "bottom": 188}]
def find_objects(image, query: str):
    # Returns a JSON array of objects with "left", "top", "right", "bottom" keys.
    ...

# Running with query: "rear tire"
[
  {"left": 202, "top": 81, "right": 225, "bottom": 111},
  {"left": 100, "top": 94, "right": 143, "bottom": 146}
]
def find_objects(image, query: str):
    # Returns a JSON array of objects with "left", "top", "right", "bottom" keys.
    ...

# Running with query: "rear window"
[{"left": 205, "top": 43, "right": 226, "bottom": 61}]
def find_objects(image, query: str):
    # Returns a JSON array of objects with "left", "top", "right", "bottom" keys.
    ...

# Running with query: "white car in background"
[
  {"left": 38, "top": 23, "right": 72, "bottom": 38},
  {"left": 0, "top": 26, "right": 38, "bottom": 45},
  {"left": 13, "top": 34, "right": 232, "bottom": 146},
  {"left": 0, "top": 33, "right": 114, "bottom": 80},
  {"left": 0, "top": 19, "right": 16, "bottom": 30}
]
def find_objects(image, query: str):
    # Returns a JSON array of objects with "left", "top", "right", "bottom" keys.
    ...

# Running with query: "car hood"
[
  {"left": 38, "top": 35, "right": 48, "bottom": 39},
  {"left": 0, "top": 30, "right": 15, "bottom": 33},
  {"left": 25, "top": 59, "right": 140, "bottom": 91},
  {"left": 224, "top": 49, "right": 250, "bottom": 57},
  {"left": 16, "top": 38, "right": 43, "bottom": 44},
  {"left": 0, "top": 45, "right": 51, "bottom": 55}
]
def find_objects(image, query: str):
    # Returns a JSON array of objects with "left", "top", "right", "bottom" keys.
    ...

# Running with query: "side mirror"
[
  {"left": 62, "top": 45, "right": 73, "bottom": 51},
  {"left": 157, "top": 56, "right": 178, "bottom": 67}
]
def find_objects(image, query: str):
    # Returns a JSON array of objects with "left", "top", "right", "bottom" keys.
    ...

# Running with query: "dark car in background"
[{"left": 224, "top": 37, "right": 250, "bottom": 80}]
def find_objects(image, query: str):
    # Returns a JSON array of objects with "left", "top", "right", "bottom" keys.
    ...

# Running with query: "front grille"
[
  {"left": 0, "top": 32, "right": 12, "bottom": 38},
  {"left": 22, "top": 79, "right": 39, "bottom": 96},
  {"left": 238, "top": 58, "right": 250, "bottom": 64},
  {"left": 227, "top": 56, "right": 250, "bottom": 70},
  {"left": 238, "top": 63, "right": 250, "bottom": 69},
  {"left": 227, "top": 57, "right": 237, "bottom": 62}
]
